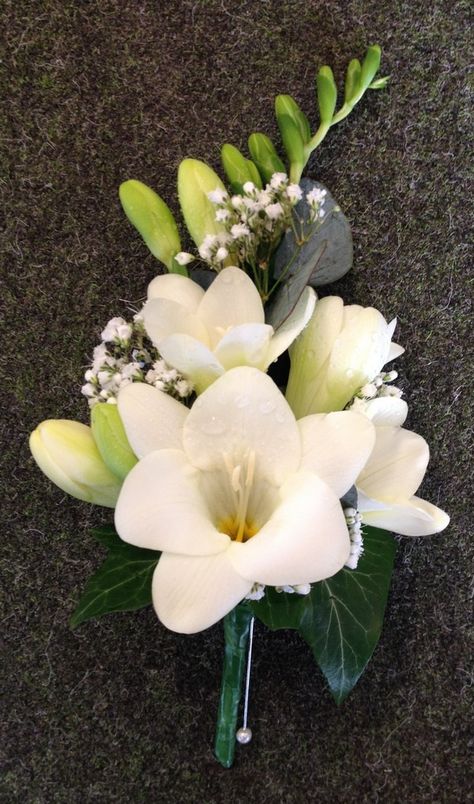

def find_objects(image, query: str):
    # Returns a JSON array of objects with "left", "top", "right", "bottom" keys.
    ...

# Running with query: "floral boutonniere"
[{"left": 30, "top": 45, "right": 449, "bottom": 768}]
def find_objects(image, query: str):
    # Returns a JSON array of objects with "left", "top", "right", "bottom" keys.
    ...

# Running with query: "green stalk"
[{"left": 214, "top": 603, "right": 253, "bottom": 768}]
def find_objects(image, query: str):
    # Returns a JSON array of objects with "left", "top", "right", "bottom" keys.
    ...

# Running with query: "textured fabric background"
[{"left": 2, "top": 1, "right": 472, "bottom": 801}]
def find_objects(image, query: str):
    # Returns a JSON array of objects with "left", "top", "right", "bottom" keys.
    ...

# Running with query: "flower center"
[{"left": 218, "top": 450, "right": 258, "bottom": 542}]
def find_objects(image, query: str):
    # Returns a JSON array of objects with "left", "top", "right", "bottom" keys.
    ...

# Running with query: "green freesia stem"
[{"left": 214, "top": 603, "right": 253, "bottom": 768}]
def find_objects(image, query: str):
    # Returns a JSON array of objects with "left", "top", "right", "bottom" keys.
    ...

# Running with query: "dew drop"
[
  {"left": 235, "top": 394, "right": 250, "bottom": 409},
  {"left": 259, "top": 400, "right": 276, "bottom": 414},
  {"left": 200, "top": 416, "right": 227, "bottom": 435},
  {"left": 275, "top": 411, "right": 286, "bottom": 424},
  {"left": 220, "top": 271, "right": 233, "bottom": 284},
  {"left": 346, "top": 368, "right": 355, "bottom": 379}
]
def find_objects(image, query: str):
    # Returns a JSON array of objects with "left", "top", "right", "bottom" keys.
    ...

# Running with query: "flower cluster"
[
  {"left": 199, "top": 173, "right": 303, "bottom": 271},
  {"left": 81, "top": 315, "right": 193, "bottom": 407},
  {"left": 343, "top": 507, "right": 364, "bottom": 569}
]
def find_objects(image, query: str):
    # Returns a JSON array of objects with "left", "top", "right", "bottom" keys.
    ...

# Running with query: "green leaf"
[
  {"left": 249, "top": 526, "right": 397, "bottom": 703},
  {"left": 70, "top": 525, "right": 160, "bottom": 627},
  {"left": 271, "top": 178, "right": 352, "bottom": 300},
  {"left": 119, "top": 179, "right": 181, "bottom": 270},
  {"left": 317, "top": 66, "right": 338, "bottom": 125},
  {"left": 248, "top": 132, "right": 286, "bottom": 183}
]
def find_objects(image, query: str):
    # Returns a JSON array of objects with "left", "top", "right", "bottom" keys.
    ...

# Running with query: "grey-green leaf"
[
  {"left": 70, "top": 526, "right": 160, "bottom": 627},
  {"left": 249, "top": 526, "right": 397, "bottom": 704},
  {"left": 272, "top": 177, "right": 352, "bottom": 294}
]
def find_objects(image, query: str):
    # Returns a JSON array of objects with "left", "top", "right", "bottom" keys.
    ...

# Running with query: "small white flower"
[
  {"left": 243, "top": 181, "right": 257, "bottom": 194},
  {"left": 231, "top": 195, "right": 245, "bottom": 210},
  {"left": 265, "top": 202, "right": 284, "bottom": 220},
  {"left": 306, "top": 187, "right": 327, "bottom": 206},
  {"left": 230, "top": 223, "right": 250, "bottom": 238},
  {"left": 175, "top": 252, "right": 195, "bottom": 266},
  {"left": 270, "top": 172, "right": 288, "bottom": 189},
  {"left": 286, "top": 184, "right": 303, "bottom": 202},
  {"left": 257, "top": 190, "right": 272, "bottom": 207},
  {"left": 293, "top": 583, "right": 311, "bottom": 595},
  {"left": 215, "top": 209, "right": 230, "bottom": 222},
  {"left": 215, "top": 246, "right": 229, "bottom": 262},
  {"left": 101, "top": 317, "right": 132, "bottom": 343},
  {"left": 207, "top": 188, "right": 228, "bottom": 204},
  {"left": 360, "top": 383, "right": 378, "bottom": 399}
]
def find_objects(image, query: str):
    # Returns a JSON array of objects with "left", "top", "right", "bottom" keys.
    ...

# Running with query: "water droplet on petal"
[
  {"left": 259, "top": 400, "right": 276, "bottom": 414},
  {"left": 220, "top": 271, "right": 233, "bottom": 284},
  {"left": 235, "top": 394, "right": 250, "bottom": 409},
  {"left": 200, "top": 416, "right": 227, "bottom": 435}
]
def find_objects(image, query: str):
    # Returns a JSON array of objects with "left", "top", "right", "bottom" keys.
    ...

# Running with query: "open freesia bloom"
[
  {"left": 114, "top": 367, "right": 376, "bottom": 633},
  {"left": 357, "top": 424, "right": 449, "bottom": 536},
  {"left": 142, "top": 267, "right": 316, "bottom": 393}
]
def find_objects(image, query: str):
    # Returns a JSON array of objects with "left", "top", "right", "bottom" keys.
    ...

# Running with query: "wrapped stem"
[{"left": 214, "top": 603, "right": 253, "bottom": 768}]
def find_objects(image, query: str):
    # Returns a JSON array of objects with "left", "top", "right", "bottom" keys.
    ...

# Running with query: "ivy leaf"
[
  {"left": 272, "top": 178, "right": 353, "bottom": 290},
  {"left": 70, "top": 525, "right": 160, "bottom": 628},
  {"left": 249, "top": 526, "right": 397, "bottom": 703}
]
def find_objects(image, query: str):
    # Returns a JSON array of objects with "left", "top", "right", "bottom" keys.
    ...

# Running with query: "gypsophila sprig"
[{"left": 82, "top": 314, "right": 193, "bottom": 406}]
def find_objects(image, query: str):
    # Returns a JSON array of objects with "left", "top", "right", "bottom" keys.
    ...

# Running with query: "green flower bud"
[
  {"left": 29, "top": 420, "right": 122, "bottom": 508},
  {"left": 221, "top": 144, "right": 262, "bottom": 193},
  {"left": 248, "top": 133, "right": 286, "bottom": 183},
  {"left": 91, "top": 404, "right": 137, "bottom": 481},
  {"left": 275, "top": 95, "right": 311, "bottom": 144},
  {"left": 119, "top": 180, "right": 182, "bottom": 271},
  {"left": 317, "top": 66, "right": 338, "bottom": 125},
  {"left": 177, "top": 158, "right": 228, "bottom": 248},
  {"left": 360, "top": 45, "right": 381, "bottom": 92},
  {"left": 344, "top": 59, "right": 362, "bottom": 104},
  {"left": 274, "top": 103, "right": 305, "bottom": 182}
]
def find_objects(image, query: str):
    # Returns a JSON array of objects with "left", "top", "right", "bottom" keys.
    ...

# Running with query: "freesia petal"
[
  {"left": 387, "top": 341, "right": 405, "bottom": 361},
  {"left": 214, "top": 323, "right": 273, "bottom": 370},
  {"left": 147, "top": 272, "right": 205, "bottom": 311},
  {"left": 265, "top": 286, "right": 316, "bottom": 365},
  {"left": 357, "top": 426, "right": 429, "bottom": 502},
  {"left": 285, "top": 296, "right": 344, "bottom": 418},
  {"left": 152, "top": 551, "right": 252, "bottom": 633},
  {"left": 183, "top": 366, "right": 300, "bottom": 485},
  {"left": 197, "top": 266, "right": 264, "bottom": 348},
  {"left": 298, "top": 411, "right": 375, "bottom": 497},
  {"left": 115, "top": 448, "right": 230, "bottom": 554},
  {"left": 228, "top": 472, "right": 350, "bottom": 585},
  {"left": 350, "top": 396, "right": 408, "bottom": 426},
  {"left": 142, "top": 297, "right": 210, "bottom": 346},
  {"left": 118, "top": 382, "right": 188, "bottom": 458},
  {"left": 328, "top": 307, "right": 392, "bottom": 398},
  {"left": 158, "top": 333, "right": 225, "bottom": 393},
  {"left": 359, "top": 492, "right": 450, "bottom": 536}
]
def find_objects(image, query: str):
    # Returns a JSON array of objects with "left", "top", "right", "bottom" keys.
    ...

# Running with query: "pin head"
[{"left": 236, "top": 727, "right": 252, "bottom": 744}]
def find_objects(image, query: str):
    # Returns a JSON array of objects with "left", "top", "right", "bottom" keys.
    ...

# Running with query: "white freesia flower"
[
  {"left": 285, "top": 296, "right": 404, "bottom": 418},
  {"left": 357, "top": 425, "right": 449, "bottom": 536},
  {"left": 114, "top": 367, "right": 376, "bottom": 633},
  {"left": 143, "top": 267, "right": 316, "bottom": 393}
]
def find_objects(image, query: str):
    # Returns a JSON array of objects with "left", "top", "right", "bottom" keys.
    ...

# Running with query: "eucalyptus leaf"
[
  {"left": 70, "top": 525, "right": 160, "bottom": 627},
  {"left": 265, "top": 239, "right": 325, "bottom": 330},
  {"left": 249, "top": 526, "right": 397, "bottom": 703},
  {"left": 272, "top": 178, "right": 352, "bottom": 290}
]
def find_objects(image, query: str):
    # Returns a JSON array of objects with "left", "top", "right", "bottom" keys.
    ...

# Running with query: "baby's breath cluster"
[
  {"left": 245, "top": 581, "right": 311, "bottom": 601},
  {"left": 349, "top": 370, "right": 403, "bottom": 414},
  {"left": 201, "top": 173, "right": 303, "bottom": 273},
  {"left": 343, "top": 508, "right": 364, "bottom": 570},
  {"left": 81, "top": 315, "right": 193, "bottom": 407}
]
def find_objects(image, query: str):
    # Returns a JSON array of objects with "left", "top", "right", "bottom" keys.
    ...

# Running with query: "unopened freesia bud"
[{"left": 29, "top": 420, "right": 122, "bottom": 507}]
